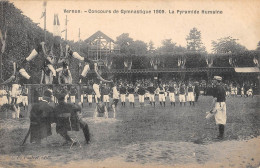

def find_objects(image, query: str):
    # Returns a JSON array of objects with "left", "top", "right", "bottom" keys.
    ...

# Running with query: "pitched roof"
[{"left": 84, "top": 31, "right": 114, "bottom": 43}]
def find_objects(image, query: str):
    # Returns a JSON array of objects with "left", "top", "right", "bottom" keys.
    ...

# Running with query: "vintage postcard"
[{"left": 0, "top": 0, "right": 259, "bottom": 168}]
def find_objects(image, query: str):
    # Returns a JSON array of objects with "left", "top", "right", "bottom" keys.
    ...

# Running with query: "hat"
[
  {"left": 43, "top": 90, "right": 52, "bottom": 98},
  {"left": 213, "top": 76, "right": 222, "bottom": 81}
]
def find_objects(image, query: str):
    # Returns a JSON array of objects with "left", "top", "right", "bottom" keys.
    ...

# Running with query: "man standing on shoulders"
[{"left": 209, "top": 76, "right": 226, "bottom": 140}]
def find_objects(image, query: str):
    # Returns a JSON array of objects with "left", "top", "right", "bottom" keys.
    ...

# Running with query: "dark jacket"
[
  {"left": 53, "top": 102, "right": 81, "bottom": 134},
  {"left": 30, "top": 100, "right": 54, "bottom": 143},
  {"left": 212, "top": 85, "right": 226, "bottom": 102}
]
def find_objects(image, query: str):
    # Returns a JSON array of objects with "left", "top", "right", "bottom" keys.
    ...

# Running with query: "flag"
[
  {"left": 229, "top": 57, "right": 232, "bottom": 66},
  {"left": 206, "top": 56, "right": 213, "bottom": 68},
  {"left": 40, "top": 1, "right": 47, "bottom": 19},
  {"left": 150, "top": 58, "right": 154, "bottom": 67},
  {"left": 253, "top": 57, "right": 259, "bottom": 66},
  {"left": 53, "top": 14, "right": 61, "bottom": 37}
]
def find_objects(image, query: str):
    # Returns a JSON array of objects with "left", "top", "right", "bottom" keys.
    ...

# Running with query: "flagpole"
[
  {"left": 0, "top": 2, "right": 4, "bottom": 80},
  {"left": 65, "top": 15, "right": 68, "bottom": 41},
  {"left": 78, "top": 28, "right": 80, "bottom": 52},
  {"left": 78, "top": 28, "right": 81, "bottom": 80},
  {"left": 44, "top": 2, "right": 46, "bottom": 42}
]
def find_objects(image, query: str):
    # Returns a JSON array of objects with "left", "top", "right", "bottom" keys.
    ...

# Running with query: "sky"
[{"left": 11, "top": 0, "right": 260, "bottom": 53}]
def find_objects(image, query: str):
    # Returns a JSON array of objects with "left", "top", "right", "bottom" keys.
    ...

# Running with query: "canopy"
[{"left": 234, "top": 67, "right": 260, "bottom": 73}]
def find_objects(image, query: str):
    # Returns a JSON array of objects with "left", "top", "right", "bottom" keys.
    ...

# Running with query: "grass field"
[{"left": 0, "top": 95, "right": 259, "bottom": 168}]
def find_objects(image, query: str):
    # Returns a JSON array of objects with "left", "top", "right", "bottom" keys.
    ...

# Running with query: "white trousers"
[
  {"left": 128, "top": 94, "right": 135, "bottom": 103},
  {"left": 139, "top": 95, "right": 144, "bottom": 103},
  {"left": 169, "top": 93, "right": 175, "bottom": 102},
  {"left": 120, "top": 94, "right": 126, "bottom": 102},
  {"left": 159, "top": 94, "right": 165, "bottom": 102},
  {"left": 212, "top": 102, "right": 226, "bottom": 125},
  {"left": 149, "top": 94, "right": 155, "bottom": 102}
]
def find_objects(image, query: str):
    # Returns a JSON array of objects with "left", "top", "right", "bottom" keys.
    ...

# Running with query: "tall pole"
[
  {"left": 78, "top": 28, "right": 80, "bottom": 52},
  {"left": 65, "top": 15, "right": 68, "bottom": 41},
  {"left": 78, "top": 28, "right": 81, "bottom": 81},
  {"left": 44, "top": 2, "right": 46, "bottom": 42},
  {"left": 0, "top": 2, "right": 4, "bottom": 80}
]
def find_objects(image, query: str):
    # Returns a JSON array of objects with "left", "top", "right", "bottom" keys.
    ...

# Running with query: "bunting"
[
  {"left": 150, "top": 57, "right": 160, "bottom": 70},
  {"left": 229, "top": 56, "right": 237, "bottom": 67},
  {"left": 253, "top": 57, "right": 259, "bottom": 66},
  {"left": 124, "top": 57, "right": 132, "bottom": 70},
  {"left": 53, "top": 14, "right": 61, "bottom": 37},
  {"left": 206, "top": 56, "right": 213, "bottom": 68},
  {"left": 178, "top": 55, "right": 186, "bottom": 68}
]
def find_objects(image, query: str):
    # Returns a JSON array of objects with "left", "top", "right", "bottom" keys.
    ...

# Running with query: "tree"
[
  {"left": 211, "top": 36, "right": 247, "bottom": 54},
  {"left": 115, "top": 33, "right": 133, "bottom": 54},
  {"left": 256, "top": 41, "right": 260, "bottom": 51},
  {"left": 158, "top": 39, "right": 187, "bottom": 54},
  {"left": 129, "top": 40, "right": 147, "bottom": 55},
  {"left": 174, "top": 45, "right": 187, "bottom": 53},
  {"left": 158, "top": 39, "right": 176, "bottom": 53},
  {"left": 186, "top": 27, "right": 206, "bottom": 53},
  {"left": 148, "top": 41, "right": 155, "bottom": 51}
]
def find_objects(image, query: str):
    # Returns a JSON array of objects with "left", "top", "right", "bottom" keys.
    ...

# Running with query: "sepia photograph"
[{"left": 0, "top": 0, "right": 259, "bottom": 167}]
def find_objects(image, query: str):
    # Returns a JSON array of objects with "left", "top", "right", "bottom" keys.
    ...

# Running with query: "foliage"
[
  {"left": 148, "top": 41, "right": 155, "bottom": 51},
  {"left": 186, "top": 27, "right": 206, "bottom": 53},
  {"left": 129, "top": 40, "right": 147, "bottom": 55},
  {"left": 211, "top": 36, "right": 247, "bottom": 54},
  {"left": 257, "top": 41, "right": 260, "bottom": 51},
  {"left": 211, "top": 50, "right": 259, "bottom": 67},
  {"left": 158, "top": 39, "right": 176, "bottom": 53},
  {"left": 157, "top": 39, "right": 187, "bottom": 54},
  {"left": 115, "top": 33, "right": 133, "bottom": 55}
]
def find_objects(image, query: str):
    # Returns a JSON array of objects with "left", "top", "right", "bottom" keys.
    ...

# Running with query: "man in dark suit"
[
  {"left": 29, "top": 90, "right": 54, "bottom": 144},
  {"left": 54, "top": 91, "right": 90, "bottom": 145}
]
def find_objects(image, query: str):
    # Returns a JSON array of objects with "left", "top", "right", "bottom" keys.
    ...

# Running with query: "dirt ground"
[{"left": 0, "top": 95, "right": 259, "bottom": 168}]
